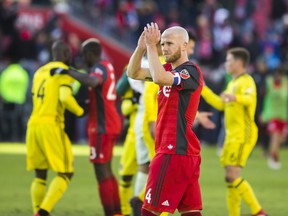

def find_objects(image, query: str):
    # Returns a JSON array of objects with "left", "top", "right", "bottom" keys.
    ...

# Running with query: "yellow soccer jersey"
[
  {"left": 144, "top": 82, "right": 159, "bottom": 124},
  {"left": 28, "top": 61, "right": 83, "bottom": 126},
  {"left": 143, "top": 55, "right": 164, "bottom": 124},
  {"left": 202, "top": 73, "right": 258, "bottom": 143}
]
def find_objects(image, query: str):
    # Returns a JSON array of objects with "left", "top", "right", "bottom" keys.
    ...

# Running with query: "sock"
[
  {"left": 111, "top": 176, "right": 122, "bottom": 214},
  {"left": 98, "top": 177, "right": 115, "bottom": 216},
  {"left": 141, "top": 208, "right": 158, "bottom": 216},
  {"left": 234, "top": 178, "right": 262, "bottom": 215},
  {"left": 31, "top": 178, "right": 46, "bottom": 213},
  {"left": 134, "top": 172, "right": 148, "bottom": 196},
  {"left": 271, "top": 151, "right": 279, "bottom": 161},
  {"left": 40, "top": 175, "right": 70, "bottom": 213},
  {"left": 227, "top": 180, "right": 241, "bottom": 216},
  {"left": 119, "top": 176, "right": 133, "bottom": 215},
  {"left": 38, "top": 209, "right": 49, "bottom": 216},
  {"left": 130, "top": 197, "right": 143, "bottom": 216}
]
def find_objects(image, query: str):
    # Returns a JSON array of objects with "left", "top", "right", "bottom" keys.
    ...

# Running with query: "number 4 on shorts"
[{"left": 145, "top": 188, "right": 152, "bottom": 203}]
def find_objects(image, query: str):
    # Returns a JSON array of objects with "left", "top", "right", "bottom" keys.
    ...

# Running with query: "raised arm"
[
  {"left": 127, "top": 30, "right": 152, "bottom": 81},
  {"left": 201, "top": 85, "right": 225, "bottom": 111},
  {"left": 145, "top": 23, "right": 174, "bottom": 86}
]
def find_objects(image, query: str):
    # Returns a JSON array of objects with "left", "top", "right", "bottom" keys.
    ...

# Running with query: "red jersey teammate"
[
  {"left": 127, "top": 23, "right": 203, "bottom": 216},
  {"left": 59, "top": 38, "right": 122, "bottom": 215}
]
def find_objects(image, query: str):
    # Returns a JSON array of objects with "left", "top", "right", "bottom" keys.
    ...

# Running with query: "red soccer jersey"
[
  {"left": 88, "top": 60, "right": 121, "bottom": 135},
  {"left": 155, "top": 61, "right": 203, "bottom": 156}
]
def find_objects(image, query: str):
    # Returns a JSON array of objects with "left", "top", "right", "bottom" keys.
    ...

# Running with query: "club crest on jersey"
[
  {"left": 94, "top": 68, "right": 103, "bottom": 75},
  {"left": 179, "top": 69, "right": 190, "bottom": 79},
  {"left": 163, "top": 86, "right": 172, "bottom": 97}
]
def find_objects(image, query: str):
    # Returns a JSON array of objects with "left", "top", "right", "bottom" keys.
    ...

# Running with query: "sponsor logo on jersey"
[
  {"left": 167, "top": 144, "right": 173, "bottom": 150},
  {"left": 163, "top": 86, "right": 172, "bottom": 97},
  {"left": 179, "top": 69, "right": 190, "bottom": 79},
  {"left": 161, "top": 200, "right": 170, "bottom": 206}
]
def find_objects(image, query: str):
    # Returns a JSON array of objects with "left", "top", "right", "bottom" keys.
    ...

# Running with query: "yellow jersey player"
[
  {"left": 117, "top": 70, "right": 139, "bottom": 216},
  {"left": 201, "top": 47, "right": 267, "bottom": 216},
  {"left": 26, "top": 41, "right": 84, "bottom": 216}
]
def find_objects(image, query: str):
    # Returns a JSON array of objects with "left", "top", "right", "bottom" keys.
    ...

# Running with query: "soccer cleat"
[
  {"left": 267, "top": 157, "right": 281, "bottom": 170},
  {"left": 252, "top": 209, "right": 268, "bottom": 216},
  {"left": 130, "top": 196, "right": 143, "bottom": 216}
]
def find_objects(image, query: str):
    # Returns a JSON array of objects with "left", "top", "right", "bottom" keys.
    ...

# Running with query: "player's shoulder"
[
  {"left": 241, "top": 73, "right": 256, "bottom": 84},
  {"left": 176, "top": 61, "right": 202, "bottom": 81},
  {"left": 35, "top": 61, "right": 69, "bottom": 76},
  {"left": 178, "top": 61, "right": 200, "bottom": 73},
  {"left": 98, "top": 60, "right": 114, "bottom": 71},
  {"left": 47, "top": 61, "right": 69, "bottom": 70},
  {"left": 91, "top": 60, "right": 113, "bottom": 75}
]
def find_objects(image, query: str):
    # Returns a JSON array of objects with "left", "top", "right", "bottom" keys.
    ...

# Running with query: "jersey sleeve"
[
  {"left": 174, "top": 65, "right": 201, "bottom": 91},
  {"left": 90, "top": 64, "right": 108, "bottom": 85},
  {"left": 235, "top": 77, "right": 256, "bottom": 106},
  {"left": 116, "top": 71, "right": 130, "bottom": 97},
  {"left": 201, "top": 85, "right": 225, "bottom": 111},
  {"left": 59, "top": 85, "right": 84, "bottom": 116},
  {"left": 58, "top": 74, "right": 84, "bottom": 116}
]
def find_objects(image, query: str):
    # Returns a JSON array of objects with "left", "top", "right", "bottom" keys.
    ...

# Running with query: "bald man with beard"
[{"left": 127, "top": 23, "right": 203, "bottom": 216}]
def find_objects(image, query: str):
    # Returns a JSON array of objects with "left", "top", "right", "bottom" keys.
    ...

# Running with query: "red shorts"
[
  {"left": 143, "top": 153, "right": 202, "bottom": 213},
  {"left": 267, "top": 119, "right": 288, "bottom": 136},
  {"left": 88, "top": 131, "right": 117, "bottom": 163}
]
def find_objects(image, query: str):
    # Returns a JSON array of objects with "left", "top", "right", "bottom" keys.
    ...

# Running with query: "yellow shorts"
[
  {"left": 220, "top": 137, "right": 257, "bottom": 167},
  {"left": 119, "top": 126, "right": 138, "bottom": 176},
  {"left": 26, "top": 123, "right": 74, "bottom": 173}
]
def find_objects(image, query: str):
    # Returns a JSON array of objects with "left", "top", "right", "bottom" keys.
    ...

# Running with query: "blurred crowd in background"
[{"left": 0, "top": 0, "right": 287, "bottom": 153}]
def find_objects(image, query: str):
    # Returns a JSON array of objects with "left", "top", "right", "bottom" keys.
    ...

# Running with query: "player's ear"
[{"left": 182, "top": 42, "right": 188, "bottom": 52}]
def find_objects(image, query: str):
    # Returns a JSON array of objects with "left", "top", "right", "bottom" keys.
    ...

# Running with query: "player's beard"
[{"left": 164, "top": 47, "right": 181, "bottom": 63}]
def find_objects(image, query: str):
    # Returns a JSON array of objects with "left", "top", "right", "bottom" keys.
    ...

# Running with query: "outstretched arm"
[
  {"left": 68, "top": 68, "right": 101, "bottom": 88},
  {"left": 201, "top": 85, "right": 225, "bottom": 111}
]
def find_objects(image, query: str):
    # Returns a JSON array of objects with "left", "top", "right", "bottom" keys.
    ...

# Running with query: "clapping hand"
[{"left": 144, "top": 22, "right": 161, "bottom": 47}]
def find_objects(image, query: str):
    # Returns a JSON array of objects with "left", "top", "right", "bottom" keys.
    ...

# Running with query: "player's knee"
[
  {"left": 35, "top": 169, "right": 47, "bottom": 180},
  {"left": 93, "top": 162, "right": 113, "bottom": 181},
  {"left": 58, "top": 172, "right": 73, "bottom": 181}
]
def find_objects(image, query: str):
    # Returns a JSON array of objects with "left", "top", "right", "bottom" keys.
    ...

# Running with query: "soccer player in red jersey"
[
  {"left": 65, "top": 38, "right": 122, "bottom": 216},
  {"left": 127, "top": 23, "right": 203, "bottom": 216}
]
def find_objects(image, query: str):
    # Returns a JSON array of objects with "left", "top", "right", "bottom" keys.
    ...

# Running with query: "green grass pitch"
[{"left": 0, "top": 143, "right": 287, "bottom": 216}]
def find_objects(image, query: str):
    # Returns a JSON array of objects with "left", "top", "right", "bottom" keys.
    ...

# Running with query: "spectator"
[
  {"left": 0, "top": 57, "right": 29, "bottom": 141},
  {"left": 261, "top": 66, "right": 288, "bottom": 169}
]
